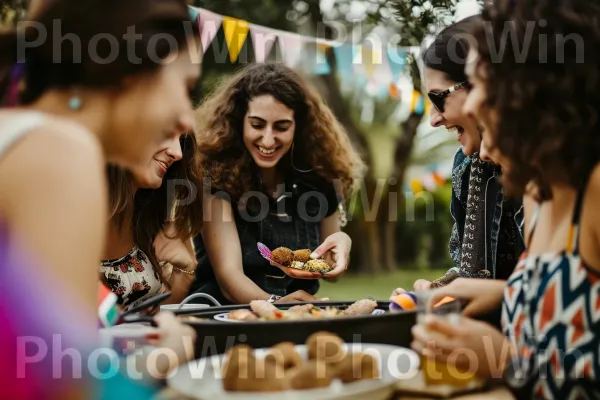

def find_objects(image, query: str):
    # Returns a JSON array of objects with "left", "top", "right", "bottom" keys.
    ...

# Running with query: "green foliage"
[
  {"left": 1, "top": 0, "right": 29, "bottom": 27},
  {"left": 395, "top": 182, "right": 454, "bottom": 271}
]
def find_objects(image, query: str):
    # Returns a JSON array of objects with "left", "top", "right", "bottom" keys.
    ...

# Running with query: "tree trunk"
[{"left": 304, "top": 0, "right": 381, "bottom": 274}]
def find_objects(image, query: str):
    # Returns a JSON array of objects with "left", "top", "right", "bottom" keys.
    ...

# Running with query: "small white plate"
[
  {"left": 160, "top": 304, "right": 211, "bottom": 312},
  {"left": 167, "top": 343, "right": 420, "bottom": 400},
  {"left": 213, "top": 312, "right": 244, "bottom": 323},
  {"left": 214, "top": 309, "right": 386, "bottom": 323}
]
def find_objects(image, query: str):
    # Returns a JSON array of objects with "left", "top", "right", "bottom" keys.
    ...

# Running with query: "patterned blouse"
[
  {"left": 502, "top": 188, "right": 600, "bottom": 398},
  {"left": 100, "top": 247, "right": 165, "bottom": 311}
]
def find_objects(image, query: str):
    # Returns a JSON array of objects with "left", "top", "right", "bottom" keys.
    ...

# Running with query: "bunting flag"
[
  {"left": 191, "top": 6, "right": 413, "bottom": 100},
  {"left": 223, "top": 16, "right": 250, "bottom": 63},
  {"left": 250, "top": 26, "right": 278, "bottom": 63},
  {"left": 389, "top": 82, "right": 400, "bottom": 99},
  {"left": 279, "top": 33, "right": 304, "bottom": 68},
  {"left": 410, "top": 90, "right": 426, "bottom": 115},
  {"left": 314, "top": 43, "right": 332, "bottom": 75},
  {"left": 198, "top": 8, "right": 223, "bottom": 55},
  {"left": 333, "top": 45, "right": 356, "bottom": 80},
  {"left": 387, "top": 47, "right": 407, "bottom": 82}
]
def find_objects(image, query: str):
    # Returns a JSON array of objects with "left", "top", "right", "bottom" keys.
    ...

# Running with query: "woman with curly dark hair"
[
  {"left": 412, "top": 0, "right": 600, "bottom": 397},
  {"left": 189, "top": 63, "right": 364, "bottom": 305}
]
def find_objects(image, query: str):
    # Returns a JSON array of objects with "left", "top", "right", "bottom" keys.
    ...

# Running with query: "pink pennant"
[
  {"left": 279, "top": 33, "right": 304, "bottom": 68},
  {"left": 257, "top": 243, "right": 273, "bottom": 261},
  {"left": 198, "top": 9, "right": 223, "bottom": 54},
  {"left": 250, "top": 27, "right": 277, "bottom": 63}
]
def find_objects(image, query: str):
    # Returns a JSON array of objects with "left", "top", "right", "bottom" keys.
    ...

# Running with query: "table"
[{"left": 157, "top": 386, "right": 514, "bottom": 399}]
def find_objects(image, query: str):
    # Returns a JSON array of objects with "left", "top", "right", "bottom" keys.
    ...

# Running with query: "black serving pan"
[{"left": 171, "top": 300, "right": 418, "bottom": 357}]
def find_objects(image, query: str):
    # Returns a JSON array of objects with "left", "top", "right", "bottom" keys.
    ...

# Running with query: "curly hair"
[
  {"left": 472, "top": 0, "right": 600, "bottom": 200},
  {"left": 107, "top": 134, "right": 203, "bottom": 282},
  {"left": 194, "top": 63, "right": 365, "bottom": 203}
]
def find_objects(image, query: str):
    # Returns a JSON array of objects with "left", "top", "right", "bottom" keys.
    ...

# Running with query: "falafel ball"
[
  {"left": 306, "top": 331, "right": 345, "bottom": 364},
  {"left": 292, "top": 249, "right": 312, "bottom": 263},
  {"left": 271, "top": 247, "right": 293, "bottom": 266},
  {"left": 223, "top": 345, "right": 286, "bottom": 392},
  {"left": 334, "top": 352, "right": 380, "bottom": 383},
  {"left": 305, "top": 259, "right": 332, "bottom": 272},
  {"left": 287, "top": 360, "right": 334, "bottom": 390},
  {"left": 264, "top": 342, "right": 303, "bottom": 370}
]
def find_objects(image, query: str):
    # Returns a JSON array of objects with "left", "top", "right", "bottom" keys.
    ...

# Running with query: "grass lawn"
[{"left": 317, "top": 269, "right": 446, "bottom": 301}]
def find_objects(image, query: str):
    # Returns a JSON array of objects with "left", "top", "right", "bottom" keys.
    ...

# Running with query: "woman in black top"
[{"left": 189, "top": 64, "right": 364, "bottom": 305}]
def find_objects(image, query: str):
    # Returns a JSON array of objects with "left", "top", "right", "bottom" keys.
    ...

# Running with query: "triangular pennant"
[
  {"left": 250, "top": 26, "right": 277, "bottom": 63},
  {"left": 361, "top": 46, "right": 382, "bottom": 78},
  {"left": 387, "top": 47, "right": 407, "bottom": 81},
  {"left": 389, "top": 82, "right": 400, "bottom": 99},
  {"left": 223, "top": 16, "right": 250, "bottom": 63},
  {"left": 333, "top": 45, "right": 355, "bottom": 80},
  {"left": 279, "top": 33, "right": 304, "bottom": 68},
  {"left": 198, "top": 9, "right": 223, "bottom": 55},
  {"left": 314, "top": 43, "right": 331, "bottom": 75}
]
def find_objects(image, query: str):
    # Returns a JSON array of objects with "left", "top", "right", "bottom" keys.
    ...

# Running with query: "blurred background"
[{"left": 2, "top": 0, "right": 481, "bottom": 299}]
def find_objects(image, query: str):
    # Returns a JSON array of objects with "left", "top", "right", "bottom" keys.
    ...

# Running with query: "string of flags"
[{"left": 192, "top": 7, "right": 431, "bottom": 115}]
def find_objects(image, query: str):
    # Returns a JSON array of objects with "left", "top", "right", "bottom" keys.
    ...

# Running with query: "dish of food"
[
  {"left": 258, "top": 243, "right": 334, "bottom": 274},
  {"left": 168, "top": 332, "right": 420, "bottom": 400},
  {"left": 213, "top": 299, "right": 379, "bottom": 322}
]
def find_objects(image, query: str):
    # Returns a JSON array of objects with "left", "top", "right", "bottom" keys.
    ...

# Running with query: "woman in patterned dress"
[
  {"left": 412, "top": 0, "right": 600, "bottom": 397},
  {"left": 101, "top": 133, "right": 203, "bottom": 310}
]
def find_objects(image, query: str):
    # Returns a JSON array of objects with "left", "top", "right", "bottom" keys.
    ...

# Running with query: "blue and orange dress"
[{"left": 502, "top": 180, "right": 600, "bottom": 399}]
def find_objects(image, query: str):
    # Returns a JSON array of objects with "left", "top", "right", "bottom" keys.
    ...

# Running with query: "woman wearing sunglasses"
[{"left": 397, "top": 15, "right": 524, "bottom": 294}]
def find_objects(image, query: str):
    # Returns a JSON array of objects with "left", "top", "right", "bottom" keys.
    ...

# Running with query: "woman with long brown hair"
[
  {"left": 0, "top": 0, "right": 200, "bottom": 397},
  {"left": 190, "top": 63, "right": 364, "bottom": 305},
  {"left": 102, "top": 134, "right": 203, "bottom": 310}
]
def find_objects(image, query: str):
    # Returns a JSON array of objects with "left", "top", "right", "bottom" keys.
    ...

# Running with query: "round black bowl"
[{"left": 173, "top": 301, "right": 417, "bottom": 357}]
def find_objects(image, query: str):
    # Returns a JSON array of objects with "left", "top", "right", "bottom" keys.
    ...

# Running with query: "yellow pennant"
[{"left": 223, "top": 16, "right": 250, "bottom": 63}]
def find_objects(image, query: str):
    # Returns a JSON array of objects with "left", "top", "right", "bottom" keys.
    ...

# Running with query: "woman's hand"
[
  {"left": 429, "top": 278, "right": 506, "bottom": 316},
  {"left": 154, "top": 228, "right": 198, "bottom": 277},
  {"left": 275, "top": 290, "right": 318, "bottom": 303},
  {"left": 413, "top": 279, "right": 433, "bottom": 291},
  {"left": 146, "top": 312, "right": 197, "bottom": 378},
  {"left": 311, "top": 232, "right": 351, "bottom": 279},
  {"left": 411, "top": 315, "right": 515, "bottom": 380}
]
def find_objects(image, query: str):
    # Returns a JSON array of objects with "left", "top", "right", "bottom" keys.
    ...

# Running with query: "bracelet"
[
  {"left": 267, "top": 294, "right": 281, "bottom": 303},
  {"left": 172, "top": 266, "right": 195, "bottom": 276}
]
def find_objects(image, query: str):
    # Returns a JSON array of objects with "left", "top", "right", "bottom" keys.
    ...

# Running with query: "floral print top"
[{"left": 100, "top": 247, "right": 165, "bottom": 311}]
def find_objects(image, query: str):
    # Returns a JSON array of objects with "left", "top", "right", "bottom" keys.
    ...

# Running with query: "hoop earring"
[{"left": 290, "top": 142, "right": 313, "bottom": 173}]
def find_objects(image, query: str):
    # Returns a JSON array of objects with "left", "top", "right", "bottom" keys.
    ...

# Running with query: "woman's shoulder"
[
  {"left": 0, "top": 111, "right": 105, "bottom": 204},
  {"left": 0, "top": 110, "right": 101, "bottom": 154}
]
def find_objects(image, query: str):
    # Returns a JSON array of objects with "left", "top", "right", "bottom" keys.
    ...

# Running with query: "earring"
[
  {"left": 68, "top": 96, "right": 83, "bottom": 111},
  {"left": 290, "top": 142, "right": 313, "bottom": 173}
]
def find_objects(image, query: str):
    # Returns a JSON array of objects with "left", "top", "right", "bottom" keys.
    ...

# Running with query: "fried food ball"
[
  {"left": 306, "top": 331, "right": 345, "bottom": 364},
  {"left": 222, "top": 345, "right": 254, "bottom": 378},
  {"left": 292, "top": 249, "right": 312, "bottom": 263},
  {"left": 333, "top": 352, "right": 380, "bottom": 383},
  {"left": 287, "top": 359, "right": 334, "bottom": 390},
  {"left": 305, "top": 259, "right": 332, "bottom": 272},
  {"left": 271, "top": 247, "right": 293, "bottom": 266},
  {"left": 223, "top": 345, "right": 286, "bottom": 392},
  {"left": 264, "top": 342, "right": 302, "bottom": 370}
]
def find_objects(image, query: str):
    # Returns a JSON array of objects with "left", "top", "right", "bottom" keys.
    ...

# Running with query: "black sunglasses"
[{"left": 427, "top": 81, "right": 469, "bottom": 113}]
